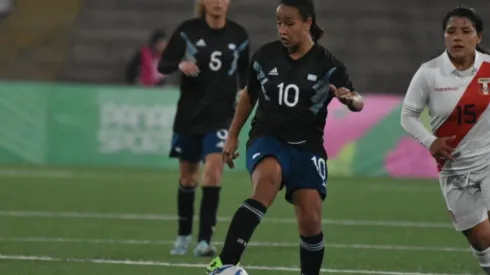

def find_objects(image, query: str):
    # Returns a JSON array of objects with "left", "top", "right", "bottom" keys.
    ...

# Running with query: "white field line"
[
  {"left": 0, "top": 210, "right": 453, "bottom": 229},
  {"left": 0, "top": 168, "right": 438, "bottom": 190},
  {"left": 0, "top": 254, "right": 467, "bottom": 275},
  {"left": 0, "top": 237, "right": 470, "bottom": 253},
  {"left": 0, "top": 168, "right": 165, "bottom": 182}
]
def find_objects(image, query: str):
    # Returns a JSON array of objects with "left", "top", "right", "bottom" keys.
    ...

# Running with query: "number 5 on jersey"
[
  {"left": 456, "top": 104, "right": 477, "bottom": 125},
  {"left": 209, "top": 51, "right": 222, "bottom": 71}
]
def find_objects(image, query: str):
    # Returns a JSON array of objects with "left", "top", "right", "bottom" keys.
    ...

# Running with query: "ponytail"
[
  {"left": 279, "top": 0, "right": 323, "bottom": 42},
  {"left": 310, "top": 21, "right": 324, "bottom": 42},
  {"left": 477, "top": 45, "right": 490, "bottom": 55},
  {"left": 194, "top": 0, "right": 205, "bottom": 18}
]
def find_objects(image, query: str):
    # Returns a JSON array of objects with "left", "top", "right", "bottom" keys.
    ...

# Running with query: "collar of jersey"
[
  {"left": 200, "top": 17, "right": 228, "bottom": 34},
  {"left": 442, "top": 49, "right": 481, "bottom": 76},
  {"left": 282, "top": 42, "right": 318, "bottom": 63}
]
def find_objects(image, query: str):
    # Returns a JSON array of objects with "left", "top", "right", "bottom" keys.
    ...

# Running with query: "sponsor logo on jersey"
[
  {"left": 196, "top": 39, "right": 206, "bottom": 47},
  {"left": 434, "top": 87, "right": 458, "bottom": 92},
  {"left": 268, "top": 67, "right": 278, "bottom": 76}
]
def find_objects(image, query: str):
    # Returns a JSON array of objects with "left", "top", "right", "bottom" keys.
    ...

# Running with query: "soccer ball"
[{"left": 210, "top": 265, "right": 248, "bottom": 275}]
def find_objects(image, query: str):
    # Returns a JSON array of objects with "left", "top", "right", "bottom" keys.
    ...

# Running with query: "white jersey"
[{"left": 401, "top": 50, "right": 490, "bottom": 176}]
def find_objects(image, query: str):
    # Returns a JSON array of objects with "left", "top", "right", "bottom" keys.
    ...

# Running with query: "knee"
[
  {"left": 468, "top": 229, "right": 490, "bottom": 269},
  {"left": 297, "top": 209, "right": 322, "bottom": 236},
  {"left": 250, "top": 157, "right": 282, "bottom": 208},
  {"left": 202, "top": 156, "right": 224, "bottom": 187},
  {"left": 250, "top": 178, "right": 279, "bottom": 208},
  {"left": 180, "top": 164, "right": 199, "bottom": 187},
  {"left": 180, "top": 171, "right": 198, "bottom": 187},
  {"left": 464, "top": 220, "right": 490, "bottom": 251},
  {"left": 180, "top": 175, "right": 198, "bottom": 187}
]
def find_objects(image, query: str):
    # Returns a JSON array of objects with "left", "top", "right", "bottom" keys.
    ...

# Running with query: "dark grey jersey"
[
  {"left": 247, "top": 41, "right": 355, "bottom": 157},
  {"left": 159, "top": 18, "right": 249, "bottom": 135}
]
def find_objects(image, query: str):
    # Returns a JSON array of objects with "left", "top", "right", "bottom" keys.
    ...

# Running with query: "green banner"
[
  {"left": 0, "top": 82, "right": 253, "bottom": 170},
  {"left": 0, "top": 83, "right": 47, "bottom": 164},
  {"left": 0, "top": 81, "right": 437, "bottom": 178}
]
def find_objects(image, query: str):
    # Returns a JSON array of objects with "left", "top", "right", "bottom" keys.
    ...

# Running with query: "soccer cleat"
[
  {"left": 170, "top": 235, "right": 192, "bottom": 255},
  {"left": 194, "top": 240, "right": 217, "bottom": 257},
  {"left": 205, "top": 256, "right": 223, "bottom": 274}
]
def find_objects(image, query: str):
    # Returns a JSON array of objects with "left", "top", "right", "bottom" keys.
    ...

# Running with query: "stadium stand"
[
  {"left": 0, "top": 0, "right": 488, "bottom": 94},
  {"left": 0, "top": 0, "right": 83, "bottom": 81}
]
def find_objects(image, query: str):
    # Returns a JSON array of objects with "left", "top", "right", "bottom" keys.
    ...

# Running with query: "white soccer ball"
[{"left": 210, "top": 265, "right": 248, "bottom": 275}]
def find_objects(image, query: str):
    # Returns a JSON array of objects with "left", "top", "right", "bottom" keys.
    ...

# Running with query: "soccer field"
[{"left": 0, "top": 166, "right": 483, "bottom": 275}]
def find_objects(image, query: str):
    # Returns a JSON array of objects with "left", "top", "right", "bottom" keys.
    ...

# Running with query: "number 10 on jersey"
[
  {"left": 311, "top": 156, "right": 327, "bottom": 186},
  {"left": 277, "top": 83, "right": 299, "bottom": 107}
]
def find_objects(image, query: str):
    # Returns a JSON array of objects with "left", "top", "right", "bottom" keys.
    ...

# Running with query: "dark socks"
[
  {"left": 300, "top": 232, "right": 325, "bottom": 275},
  {"left": 219, "top": 198, "right": 267, "bottom": 265},
  {"left": 198, "top": 186, "right": 222, "bottom": 243},
  {"left": 177, "top": 182, "right": 196, "bottom": 236}
]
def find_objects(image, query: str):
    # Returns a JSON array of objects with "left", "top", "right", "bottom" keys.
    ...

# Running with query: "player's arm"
[
  {"left": 228, "top": 55, "right": 259, "bottom": 139},
  {"left": 157, "top": 25, "right": 186, "bottom": 74},
  {"left": 329, "top": 63, "right": 363, "bottom": 112},
  {"left": 223, "top": 56, "right": 259, "bottom": 168},
  {"left": 400, "top": 66, "right": 437, "bottom": 150}
]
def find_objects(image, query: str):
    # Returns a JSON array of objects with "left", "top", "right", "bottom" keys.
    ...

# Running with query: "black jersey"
[
  {"left": 158, "top": 18, "right": 249, "bottom": 135},
  {"left": 247, "top": 41, "right": 355, "bottom": 158}
]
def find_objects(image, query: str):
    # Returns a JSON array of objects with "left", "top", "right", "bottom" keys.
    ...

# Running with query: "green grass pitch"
[{"left": 0, "top": 166, "right": 484, "bottom": 274}]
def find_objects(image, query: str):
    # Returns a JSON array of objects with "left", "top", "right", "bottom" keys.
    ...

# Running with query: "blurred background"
[
  {"left": 1, "top": 1, "right": 490, "bottom": 274},
  {"left": 0, "top": 0, "right": 489, "bottom": 89}
]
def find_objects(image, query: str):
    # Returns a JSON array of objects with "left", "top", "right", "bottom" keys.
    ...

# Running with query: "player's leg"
[
  {"left": 287, "top": 150, "right": 327, "bottom": 275},
  {"left": 465, "top": 169, "right": 490, "bottom": 274},
  {"left": 194, "top": 130, "right": 228, "bottom": 257},
  {"left": 169, "top": 134, "right": 202, "bottom": 255},
  {"left": 293, "top": 190, "right": 324, "bottom": 275},
  {"left": 464, "top": 222, "right": 490, "bottom": 274},
  {"left": 206, "top": 137, "right": 286, "bottom": 273},
  {"left": 440, "top": 171, "right": 490, "bottom": 274}
]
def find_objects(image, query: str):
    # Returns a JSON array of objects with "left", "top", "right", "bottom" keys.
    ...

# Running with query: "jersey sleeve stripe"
[
  {"left": 227, "top": 40, "right": 249, "bottom": 75},
  {"left": 238, "top": 40, "right": 249, "bottom": 51},
  {"left": 310, "top": 67, "right": 337, "bottom": 114},
  {"left": 179, "top": 32, "right": 198, "bottom": 60},
  {"left": 253, "top": 61, "right": 266, "bottom": 80},
  {"left": 253, "top": 61, "right": 271, "bottom": 101}
]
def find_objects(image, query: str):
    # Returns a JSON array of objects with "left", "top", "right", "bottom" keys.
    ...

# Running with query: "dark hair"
[
  {"left": 279, "top": 0, "right": 324, "bottom": 42},
  {"left": 149, "top": 30, "right": 167, "bottom": 46},
  {"left": 442, "top": 5, "right": 489, "bottom": 54}
]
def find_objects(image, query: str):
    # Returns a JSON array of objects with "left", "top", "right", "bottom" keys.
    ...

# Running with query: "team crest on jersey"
[
  {"left": 478, "top": 78, "right": 490, "bottom": 95},
  {"left": 307, "top": 74, "right": 317, "bottom": 81}
]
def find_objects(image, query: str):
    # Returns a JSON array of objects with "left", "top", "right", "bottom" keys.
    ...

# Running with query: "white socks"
[{"left": 471, "top": 246, "right": 490, "bottom": 274}]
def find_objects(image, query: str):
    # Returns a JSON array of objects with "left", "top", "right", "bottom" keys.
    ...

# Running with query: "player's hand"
[
  {"left": 429, "top": 136, "right": 457, "bottom": 161},
  {"left": 222, "top": 136, "right": 240, "bottom": 169},
  {"left": 329, "top": 84, "right": 354, "bottom": 103},
  {"left": 178, "top": 61, "right": 200, "bottom": 77}
]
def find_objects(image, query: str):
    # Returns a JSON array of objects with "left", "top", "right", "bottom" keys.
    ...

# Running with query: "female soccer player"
[
  {"left": 400, "top": 6, "right": 490, "bottom": 274},
  {"left": 158, "top": 0, "right": 250, "bottom": 257},
  {"left": 206, "top": 0, "right": 363, "bottom": 274}
]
